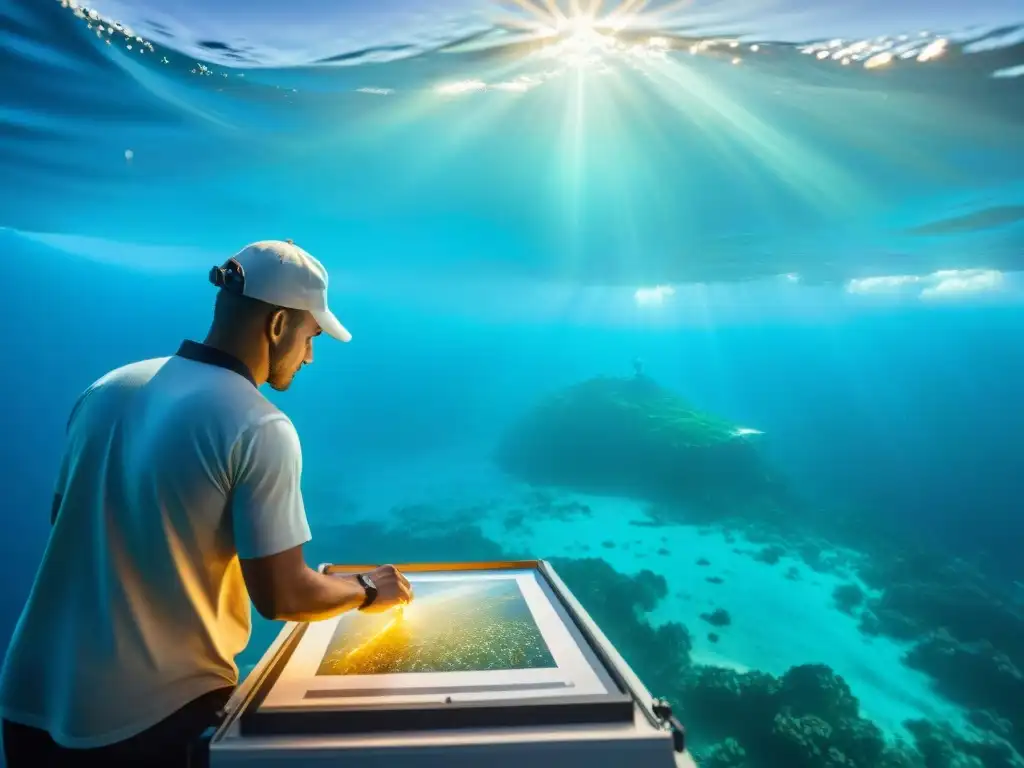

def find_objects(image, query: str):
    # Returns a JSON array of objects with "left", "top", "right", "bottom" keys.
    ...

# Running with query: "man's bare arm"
[{"left": 240, "top": 544, "right": 366, "bottom": 622}]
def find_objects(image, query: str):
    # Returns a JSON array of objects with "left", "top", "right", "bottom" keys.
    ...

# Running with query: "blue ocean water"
[{"left": 2, "top": 0, "right": 1024, "bottom": 765}]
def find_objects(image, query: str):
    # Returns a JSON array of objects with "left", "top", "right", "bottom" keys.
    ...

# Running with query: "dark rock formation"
[{"left": 495, "top": 375, "right": 788, "bottom": 520}]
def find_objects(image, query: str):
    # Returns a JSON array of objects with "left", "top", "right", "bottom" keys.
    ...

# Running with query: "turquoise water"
[{"left": 2, "top": 0, "right": 1024, "bottom": 765}]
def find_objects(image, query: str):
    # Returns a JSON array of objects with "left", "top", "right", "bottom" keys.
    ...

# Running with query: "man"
[{"left": 0, "top": 240, "right": 413, "bottom": 767}]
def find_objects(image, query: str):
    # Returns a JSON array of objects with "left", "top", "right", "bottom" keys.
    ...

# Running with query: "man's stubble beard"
[{"left": 267, "top": 344, "right": 298, "bottom": 392}]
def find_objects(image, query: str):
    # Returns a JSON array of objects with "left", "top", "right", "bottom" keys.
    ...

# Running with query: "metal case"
[{"left": 207, "top": 559, "right": 686, "bottom": 767}]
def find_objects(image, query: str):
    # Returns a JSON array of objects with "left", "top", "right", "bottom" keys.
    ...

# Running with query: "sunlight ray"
[{"left": 639, "top": 56, "right": 873, "bottom": 213}]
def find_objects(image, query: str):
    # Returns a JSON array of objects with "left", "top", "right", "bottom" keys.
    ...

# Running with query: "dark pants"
[{"left": 2, "top": 687, "right": 234, "bottom": 768}]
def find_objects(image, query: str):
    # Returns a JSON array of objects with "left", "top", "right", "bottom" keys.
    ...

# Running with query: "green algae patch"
[{"left": 496, "top": 375, "right": 787, "bottom": 518}]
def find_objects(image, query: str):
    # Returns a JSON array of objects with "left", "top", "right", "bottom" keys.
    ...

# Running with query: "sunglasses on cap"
[{"left": 209, "top": 258, "right": 245, "bottom": 294}]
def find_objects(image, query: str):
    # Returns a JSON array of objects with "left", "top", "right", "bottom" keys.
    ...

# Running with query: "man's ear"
[{"left": 267, "top": 308, "right": 289, "bottom": 342}]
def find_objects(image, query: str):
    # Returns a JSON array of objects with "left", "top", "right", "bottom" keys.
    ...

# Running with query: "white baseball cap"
[{"left": 210, "top": 240, "right": 351, "bottom": 342}]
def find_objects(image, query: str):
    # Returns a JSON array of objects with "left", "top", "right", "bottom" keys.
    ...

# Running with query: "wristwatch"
[{"left": 356, "top": 573, "right": 378, "bottom": 610}]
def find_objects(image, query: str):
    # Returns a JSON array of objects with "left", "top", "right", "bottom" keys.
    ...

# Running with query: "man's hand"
[{"left": 359, "top": 564, "right": 414, "bottom": 613}]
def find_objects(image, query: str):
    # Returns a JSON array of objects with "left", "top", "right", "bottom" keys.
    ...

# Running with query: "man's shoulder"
[
  {"left": 92, "top": 357, "right": 172, "bottom": 390},
  {"left": 84, "top": 354, "right": 297, "bottom": 432},
  {"left": 64, "top": 358, "right": 174, "bottom": 431},
  {"left": 86, "top": 356, "right": 281, "bottom": 423}
]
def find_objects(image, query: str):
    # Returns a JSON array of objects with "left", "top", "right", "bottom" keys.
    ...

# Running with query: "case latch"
[{"left": 651, "top": 697, "right": 686, "bottom": 753}]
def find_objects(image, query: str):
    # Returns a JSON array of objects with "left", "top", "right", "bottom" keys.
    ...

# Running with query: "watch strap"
[{"left": 357, "top": 573, "right": 378, "bottom": 610}]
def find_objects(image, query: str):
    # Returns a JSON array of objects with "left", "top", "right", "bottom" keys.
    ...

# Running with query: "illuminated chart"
[{"left": 316, "top": 579, "right": 557, "bottom": 675}]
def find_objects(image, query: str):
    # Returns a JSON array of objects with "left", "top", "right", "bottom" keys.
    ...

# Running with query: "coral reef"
[
  {"left": 546, "top": 536, "right": 1023, "bottom": 768},
  {"left": 904, "top": 631, "right": 1024, "bottom": 756},
  {"left": 753, "top": 545, "right": 786, "bottom": 565},
  {"left": 702, "top": 737, "right": 747, "bottom": 767},
  {"left": 495, "top": 375, "right": 788, "bottom": 519},
  {"left": 680, "top": 519, "right": 1024, "bottom": 765},
  {"left": 546, "top": 556, "right": 693, "bottom": 701},
  {"left": 855, "top": 552, "right": 1024, "bottom": 758},
  {"left": 701, "top": 608, "right": 732, "bottom": 627},
  {"left": 906, "top": 720, "right": 1020, "bottom": 768},
  {"left": 832, "top": 583, "right": 865, "bottom": 615},
  {"left": 684, "top": 663, "right": 1020, "bottom": 768}
]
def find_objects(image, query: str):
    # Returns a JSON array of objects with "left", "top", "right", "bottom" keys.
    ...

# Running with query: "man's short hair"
[{"left": 213, "top": 287, "right": 292, "bottom": 325}]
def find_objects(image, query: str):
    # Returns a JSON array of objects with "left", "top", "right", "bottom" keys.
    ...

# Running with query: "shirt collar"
[{"left": 175, "top": 340, "right": 257, "bottom": 388}]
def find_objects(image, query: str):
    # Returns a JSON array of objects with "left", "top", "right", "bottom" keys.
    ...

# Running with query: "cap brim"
[{"left": 312, "top": 308, "right": 352, "bottom": 342}]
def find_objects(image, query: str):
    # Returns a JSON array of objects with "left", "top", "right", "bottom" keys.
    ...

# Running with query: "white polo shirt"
[{"left": 0, "top": 342, "right": 312, "bottom": 748}]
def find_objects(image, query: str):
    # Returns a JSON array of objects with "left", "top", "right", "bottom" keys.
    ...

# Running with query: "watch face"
[{"left": 363, "top": 575, "right": 376, "bottom": 590}]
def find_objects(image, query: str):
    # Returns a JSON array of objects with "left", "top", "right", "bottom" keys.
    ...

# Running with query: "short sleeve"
[{"left": 231, "top": 415, "right": 312, "bottom": 559}]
